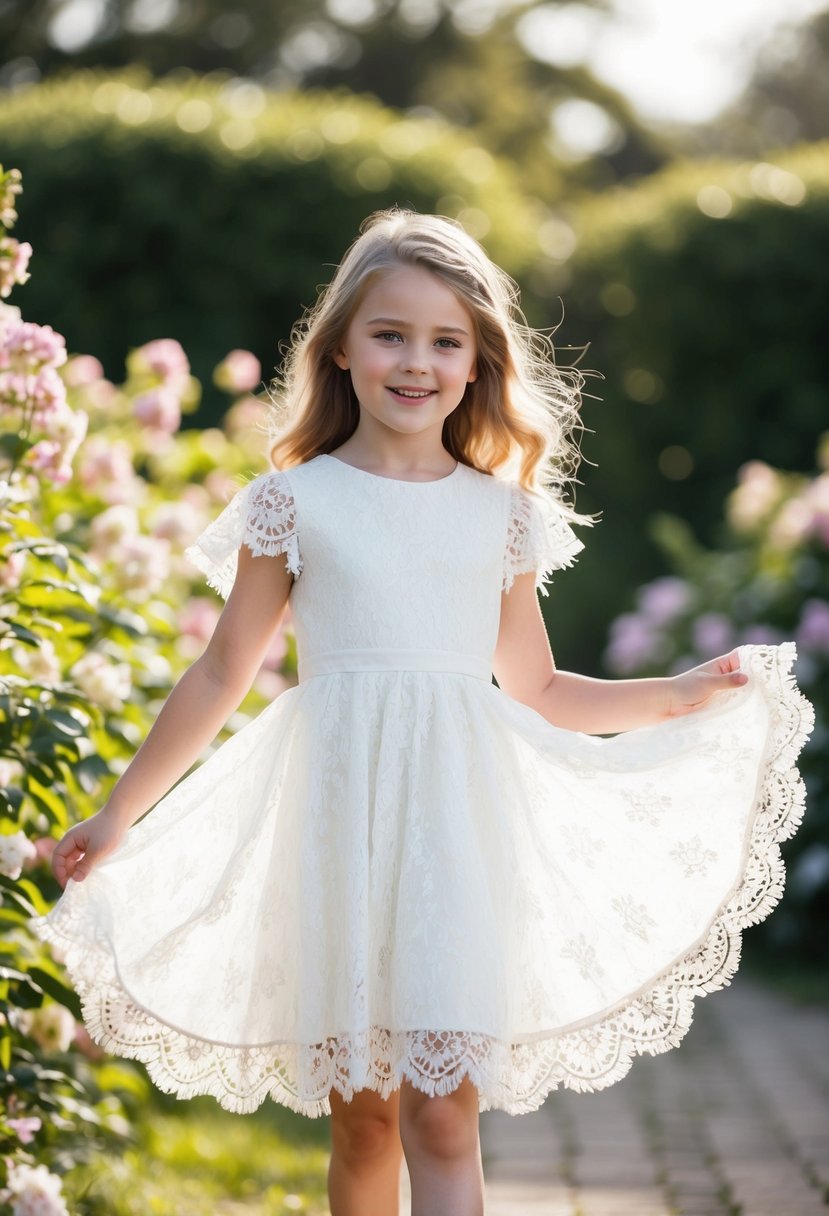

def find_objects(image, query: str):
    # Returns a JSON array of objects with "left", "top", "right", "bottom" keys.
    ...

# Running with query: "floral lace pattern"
[
  {"left": 184, "top": 471, "right": 302, "bottom": 599},
  {"left": 30, "top": 454, "right": 813, "bottom": 1118},
  {"left": 502, "top": 483, "right": 584, "bottom": 595}
]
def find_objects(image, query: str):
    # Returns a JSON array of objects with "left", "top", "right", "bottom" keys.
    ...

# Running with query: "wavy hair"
[{"left": 268, "top": 209, "right": 591, "bottom": 518}]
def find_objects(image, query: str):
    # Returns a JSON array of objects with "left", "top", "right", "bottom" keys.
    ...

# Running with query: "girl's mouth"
[{"left": 387, "top": 387, "right": 435, "bottom": 402}]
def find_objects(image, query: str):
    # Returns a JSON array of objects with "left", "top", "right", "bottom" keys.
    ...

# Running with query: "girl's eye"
[
  {"left": 375, "top": 331, "right": 402, "bottom": 343},
  {"left": 435, "top": 338, "right": 460, "bottom": 349}
]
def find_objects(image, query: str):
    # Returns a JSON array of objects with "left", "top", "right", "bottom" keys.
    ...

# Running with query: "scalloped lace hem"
[{"left": 30, "top": 643, "right": 813, "bottom": 1118}]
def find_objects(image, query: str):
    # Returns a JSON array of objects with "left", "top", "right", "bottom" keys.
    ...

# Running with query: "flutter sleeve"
[
  {"left": 502, "top": 483, "right": 584, "bottom": 597},
  {"left": 184, "top": 470, "right": 302, "bottom": 599}
]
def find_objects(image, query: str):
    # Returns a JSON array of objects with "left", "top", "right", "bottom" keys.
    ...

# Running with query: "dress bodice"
[{"left": 186, "top": 453, "right": 583, "bottom": 679}]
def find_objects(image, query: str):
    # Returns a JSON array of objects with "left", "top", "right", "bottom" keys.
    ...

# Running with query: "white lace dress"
[{"left": 31, "top": 454, "right": 813, "bottom": 1117}]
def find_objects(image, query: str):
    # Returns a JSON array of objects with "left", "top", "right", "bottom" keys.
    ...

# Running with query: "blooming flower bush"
[
  {"left": 0, "top": 166, "right": 294, "bottom": 1210},
  {"left": 604, "top": 442, "right": 829, "bottom": 960}
]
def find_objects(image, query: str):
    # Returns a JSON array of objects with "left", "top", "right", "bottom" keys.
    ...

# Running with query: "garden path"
[{"left": 398, "top": 978, "right": 829, "bottom": 1215}]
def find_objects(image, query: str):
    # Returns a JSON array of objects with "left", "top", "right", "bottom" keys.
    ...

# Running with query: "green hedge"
[
  {"left": 544, "top": 145, "right": 829, "bottom": 666},
  {"left": 0, "top": 69, "right": 544, "bottom": 425}
]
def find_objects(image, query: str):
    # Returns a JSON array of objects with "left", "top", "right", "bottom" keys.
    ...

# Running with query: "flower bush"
[
  {"left": 604, "top": 440, "right": 829, "bottom": 960},
  {"left": 0, "top": 166, "right": 295, "bottom": 1210}
]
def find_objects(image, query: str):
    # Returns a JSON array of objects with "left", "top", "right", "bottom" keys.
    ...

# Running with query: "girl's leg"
[
  {"left": 399, "top": 1078, "right": 484, "bottom": 1216},
  {"left": 328, "top": 1086, "right": 404, "bottom": 1216}
]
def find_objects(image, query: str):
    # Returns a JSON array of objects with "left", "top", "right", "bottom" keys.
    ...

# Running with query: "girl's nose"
[{"left": 401, "top": 346, "right": 430, "bottom": 374}]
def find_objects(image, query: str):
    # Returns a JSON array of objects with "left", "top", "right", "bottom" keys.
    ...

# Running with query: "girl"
[{"left": 33, "top": 209, "right": 812, "bottom": 1216}]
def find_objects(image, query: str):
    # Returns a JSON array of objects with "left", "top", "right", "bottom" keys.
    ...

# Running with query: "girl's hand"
[
  {"left": 51, "top": 810, "right": 127, "bottom": 889},
  {"left": 667, "top": 650, "right": 748, "bottom": 718}
]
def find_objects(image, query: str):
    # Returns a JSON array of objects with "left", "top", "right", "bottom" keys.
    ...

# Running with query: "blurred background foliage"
[{"left": 1, "top": 1, "right": 828, "bottom": 1208}]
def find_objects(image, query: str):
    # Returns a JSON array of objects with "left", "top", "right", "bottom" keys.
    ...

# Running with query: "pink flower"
[
  {"left": 133, "top": 338, "right": 190, "bottom": 388},
  {"left": 150, "top": 500, "right": 203, "bottom": 544},
  {"left": 0, "top": 830, "right": 37, "bottom": 879},
  {"left": 90, "top": 504, "right": 139, "bottom": 553},
  {"left": 0, "top": 1160, "right": 69, "bottom": 1216},
  {"left": 223, "top": 395, "right": 270, "bottom": 445},
  {"left": 114, "top": 534, "right": 171, "bottom": 595},
  {"left": 180, "top": 596, "right": 221, "bottom": 642},
  {"left": 0, "top": 549, "right": 25, "bottom": 589},
  {"left": 214, "top": 349, "right": 262, "bottom": 395},
  {"left": 0, "top": 320, "right": 67, "bottom": 373},
  {"left": 797, "top": 599, "right": 829, "bottom": 655},
  {"left": 604, "top": 613, "right": 664, "bottom": 674},
  {"left": 71, "top": 652, "right": 132, "bottom": 711},
  {"left": 0, "top": 237, "right": 32, "bottom": 298},
  {"left": 133, "top": 385, "right": 182, "bottom": 433},
  {"left": 637, "top": 577, "right": 692, "bottom": 626},
  {"left": 0, "top": 166, "right": 22, "bottom": 227},
  {"left": 26, "top": 439, "right": 73, "bottom": 486},
  {"left": 8, "top": 1115, "right": 41, "bottom": 1145},
  {"left": 728, "top": 461, "right": 782, "bottom": 531},
  {"left": 692, "top": 613, "right": 735, "bottom": 657},
  {"left": 28, "top": 836, "right": 57, "bottom": 869},
  {"left": 77, "top": 437, "right": 139, "bottom": 502},
  {"left": 29, "top": 366, "right": 69, "bottom": 419},
  {"left": 73, "top": 1023, "right": 106, "bottom": 1062},
  {"left": 63, "top": 354, "right": 104, "bottom": 387}
]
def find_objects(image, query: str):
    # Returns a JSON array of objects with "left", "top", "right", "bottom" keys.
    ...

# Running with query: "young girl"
[{"left": 33, "top": 209, "right": 812, "bottom": 1216}]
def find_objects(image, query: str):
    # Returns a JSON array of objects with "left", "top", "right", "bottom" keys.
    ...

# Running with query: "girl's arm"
[
  {"left": 492, "top": 571, "right": 747, "bottom": 735},
  {"left": 52, "top": 546, "right": 293, "bottom": 886}
]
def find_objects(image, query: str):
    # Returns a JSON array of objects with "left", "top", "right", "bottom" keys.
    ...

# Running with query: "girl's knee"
[
  {"left": 330, "top": 1089, "right": 400, "bottom": 1168},
  {"left": 400, "top": 1081, "right": 480, "bottom": 1162}
]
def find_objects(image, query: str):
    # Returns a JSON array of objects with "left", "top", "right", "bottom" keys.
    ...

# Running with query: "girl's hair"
[{"left": 268, "top": 208, "right": 589, "bottom": 517}]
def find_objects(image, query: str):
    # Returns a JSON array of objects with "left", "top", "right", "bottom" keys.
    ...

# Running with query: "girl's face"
[{"left": 333, "top": 265, "right": 478, "bottom": 442}]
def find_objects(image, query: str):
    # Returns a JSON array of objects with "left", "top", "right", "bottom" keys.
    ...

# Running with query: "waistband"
[{"left": 298, "top": 648, "right": 491, "bottom": 683}]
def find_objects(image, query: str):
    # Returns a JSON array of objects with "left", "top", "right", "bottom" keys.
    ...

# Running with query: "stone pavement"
[
  {"left": 476, "top": 978, "right": 829, "bottom": 1216},
  {"left": 398, "top": 978, "right": 827, "bottom": 1213}
]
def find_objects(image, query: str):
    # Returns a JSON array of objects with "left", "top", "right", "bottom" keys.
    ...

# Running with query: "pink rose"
[
  {"left": 0, "top": 320, "right": 67, "bottom": 372},
  {"left": 63, "top": 354, "right": 104, "bottom": 387},
  {"left": 133, "top": 385, "right": 182, "bottom": 433},
  {"left": 133, "top": 338, "right": 190, "bottom": 388},
  {"left": 214, "top": 349, "right": 262, "bottom": 395},
  {"left": 8, "top": 1115, "right": 41, "bottom": 1145},
  {"left": 0, "top": 237, "right": 32, "bottom": 298},
  {"left": 26, "top": 439, "right": 73, "bottom": 486}
]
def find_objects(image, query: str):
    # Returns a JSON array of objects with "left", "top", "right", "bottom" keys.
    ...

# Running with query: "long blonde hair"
[{"left": 268, "top": 209, "right": 589, "bottom": 517}]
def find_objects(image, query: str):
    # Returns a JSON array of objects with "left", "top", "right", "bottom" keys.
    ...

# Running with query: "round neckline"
[{"left": 320, "top": 454, "right": 461, "bottom": 485}]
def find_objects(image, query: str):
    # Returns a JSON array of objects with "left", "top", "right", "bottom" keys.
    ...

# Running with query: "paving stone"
[{"left": 393, "top": 979, "right": 829, "bottom": 1216}]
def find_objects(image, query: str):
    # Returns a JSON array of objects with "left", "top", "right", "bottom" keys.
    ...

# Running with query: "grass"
[{"left": 65, "top": 1089, "right": 332, "bottom": 1215}]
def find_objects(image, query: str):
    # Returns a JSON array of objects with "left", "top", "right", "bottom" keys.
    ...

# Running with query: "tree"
[
  {"left": 682, "top": 7, "right": 829, "bottom": 156},
  {"left": 0, "top": 0, "right": 668, "bottom": 196}
]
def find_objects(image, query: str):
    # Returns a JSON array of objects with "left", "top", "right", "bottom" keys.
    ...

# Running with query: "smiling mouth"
[{"left": 388, "top": 387, "right": 434, "bottom": 399}]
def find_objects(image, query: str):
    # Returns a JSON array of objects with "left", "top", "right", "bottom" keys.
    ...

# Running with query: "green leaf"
[
  {"left": 43, "top": 709, "right": 88, "bottom": 737},
  {"left": 0, "top": 786, "right": 24, "bottom": 815},
  {"left": 0, "top": 433, "right": 33, "bottom": 462},
  {"left": 15, "top": 877, "right": 49, "bottom": 915},
  {"left": 28, "top": 967, "right": 83, "bottom": 1020},
  {"left": 0, "top": 620, "right": 41, "bottom": 647}
]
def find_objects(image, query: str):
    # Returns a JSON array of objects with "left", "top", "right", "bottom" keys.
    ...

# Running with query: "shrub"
[
  {"left": 544, "top": 144, "right": 829, "bottom": 669},
  {"left": 0, "top": 164, "right": 294, "bottom": 1211},
  {"left": 0, "top": 70, "right": 546, "bottom": 427},
  {"left": 603, "top": 439, "right": 829, "bottom": 961}
]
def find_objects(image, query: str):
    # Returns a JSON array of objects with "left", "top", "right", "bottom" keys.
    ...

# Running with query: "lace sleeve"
[
  {"left": 502, "top": 483, "right": 584, "bottom": 597},
  {"left": 184, "top": 471, "right": 302, "bottom": 599}
]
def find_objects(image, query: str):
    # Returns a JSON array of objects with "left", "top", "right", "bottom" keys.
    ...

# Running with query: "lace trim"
[
  {"left": 502, "top": 484, "right": 584, "bottom": 596},
  {"left": 29, "top": 644, "right": 812, "bottom": 1118},
  {"left": 184, "top": 472, "right": 302, "bottom": 600}
]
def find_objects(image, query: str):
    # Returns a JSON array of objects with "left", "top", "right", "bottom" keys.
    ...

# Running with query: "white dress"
[{"left": 31, "top": 454, "right": 813, "bottom": 1116}]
